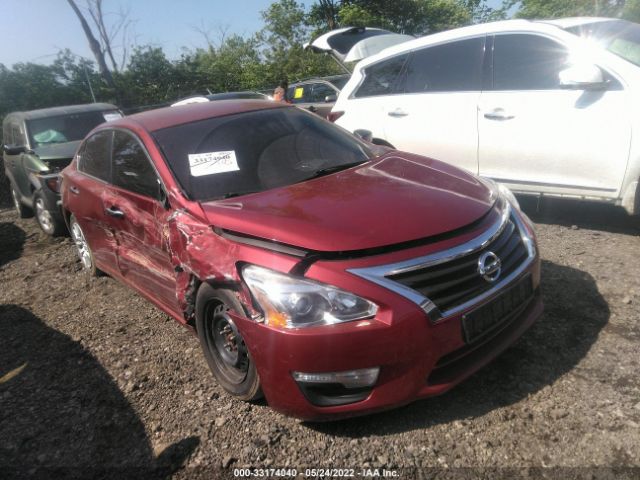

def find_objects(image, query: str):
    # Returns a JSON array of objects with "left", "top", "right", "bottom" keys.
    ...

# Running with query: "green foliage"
[
  {"left": 310, "top": 0, "right": 485, "bottom": 36},
  {"left": 0, "top": 0, "right": 506, "bottom": 124},
  {"left": 258, "top": 0, "right": 342, "bottom": 85},
  {"left": 507, "top": 0, "right": 627, "bottom": 19}
]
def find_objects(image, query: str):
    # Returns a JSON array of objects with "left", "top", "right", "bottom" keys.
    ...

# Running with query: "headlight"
[
  {"left": 498, "top": 183, "right": 520, "bottom": 210},
  {"left": 242, "top": 265, "right": 378, "bottom": 329},
  {"left": 479, "top": 177, "right": 520, "bottom": 210}
]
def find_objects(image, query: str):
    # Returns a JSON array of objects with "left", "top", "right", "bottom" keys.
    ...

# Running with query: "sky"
[{"left": 2, "top": 0, "right": 506, "bottom": 68}]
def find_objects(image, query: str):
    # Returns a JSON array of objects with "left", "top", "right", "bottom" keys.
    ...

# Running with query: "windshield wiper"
[
  {"left": 222, "top": 190, "right": 258, "bottom": 199},
  {"left": 310, "top": 160, "right": 366, "bottom": 178}
]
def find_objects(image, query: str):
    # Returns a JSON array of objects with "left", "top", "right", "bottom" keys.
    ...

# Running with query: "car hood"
[{"left": 200, "top": 153, "right": 496, "bottom": 253}]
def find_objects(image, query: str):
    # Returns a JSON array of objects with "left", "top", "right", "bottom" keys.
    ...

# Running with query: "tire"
[
  {"left": 195, "top": 284, "right": 262, "bottom": 401},
  {"left": 11, "top": 184, "right": 32, "bottom": 218},
  {"left": 69, "top": 214, "right": 100, "bottom": 276},
  {"left": 34, "top": 191, "right": 65, "bottom": 236}
]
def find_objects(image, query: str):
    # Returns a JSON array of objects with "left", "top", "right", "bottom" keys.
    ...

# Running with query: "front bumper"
[{"left": 230, "top": 258, "right": 543, "bottom": 421}]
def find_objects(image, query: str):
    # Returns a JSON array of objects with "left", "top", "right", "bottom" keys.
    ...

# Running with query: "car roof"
[
  {"left": 355, "top": 17, "right": 615, "bottom": 68},
  {"left": 291, "top": 74, "right": 350, "bottom": 86},
  {"left": 108, "top": 99, "right": 287, "bottom": 132},
  {"left": 5, "top": 103, "right": 118, "bottom": 122},
  {"left": 541, "top": 17, "right": 614, "bottom": 28}
]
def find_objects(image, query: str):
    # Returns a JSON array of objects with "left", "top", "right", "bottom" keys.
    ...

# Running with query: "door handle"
[
  {"left": 388, "top": 109, "right": 409, "bottom": 118},
  {"left": 69, "top": 186, "right": 80, "bottom": 195},
  {"left": 307, "top": 105, "right": 317, "bottom": 113},
  {"left": 483, "top": 108, "right": 515, "bottom": 121},
  {"left": 105, "top": 206, "right": 125, "bottom": 219}
]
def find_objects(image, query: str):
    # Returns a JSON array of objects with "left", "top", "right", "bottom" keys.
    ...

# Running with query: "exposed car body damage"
[{"left": 61, "top": 100, "right": 542, "bottom": 420}]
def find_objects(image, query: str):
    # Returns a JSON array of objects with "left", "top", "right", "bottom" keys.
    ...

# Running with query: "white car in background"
[{"left": 330, "top": 18, "right": 640, "bottom": 215}]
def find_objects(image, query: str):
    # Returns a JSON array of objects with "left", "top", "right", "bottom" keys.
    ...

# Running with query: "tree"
[
  {"left": 505, "top": 0, "right": 626, "bottom": 18},
  {"left": 308, "top": 0, "right": 478, "bottom": 37},
  {"left": 67, "top": 0, "right": 115, "bottom": 89},
  {"left": 258, "top": 0, "right": 340, "bottom": 86}
]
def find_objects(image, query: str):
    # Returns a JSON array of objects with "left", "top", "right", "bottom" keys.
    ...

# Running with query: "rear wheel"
[
  {"left": 195, "top": 284, "right": 262, "bottom": 401},
  {"left": 11, "top": 184, "right": 32, "bottom": 218},
  {"left": 69, "top": 214, "right": 99, "bottom": 276},
  {"left": 34, "top": 191, "right": 65, "bottom": 236}
]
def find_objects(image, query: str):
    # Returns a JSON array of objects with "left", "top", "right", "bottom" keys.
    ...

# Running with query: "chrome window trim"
[{"left": 348, "top": 200, "right": 536, "bottom": 322}]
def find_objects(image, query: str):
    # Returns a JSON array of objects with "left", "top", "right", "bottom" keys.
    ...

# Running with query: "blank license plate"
[{"left": 462, "top": 274, "right": 533, "bottom": 344}]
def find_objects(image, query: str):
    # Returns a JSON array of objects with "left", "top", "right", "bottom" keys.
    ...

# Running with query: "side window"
[
  {"left": 12, "top": 124, "right": 24, "bottom": 146},
  {"left": 309, "top": 83, "right": 336, "bottom": 102},
  {"left": 403, "top": 37, "right": 485, "bottom": 93},
  {"left": 78, "top": 130, "right": 111, "bottom": 181},
  {"left": 3, "top": 123, "right": 14, "bottom": 146},
  {"left": 493, "top": 34, "right": 570, "bottom": 90},
  {"left": 112, "top": 130, "right": 158, "bottom": 198},
  {"left": 289, "top": 85, "right": 309, "bottom": 104},
  {"left": 354, "top": 54, "right": 409, "bottom": 98}
]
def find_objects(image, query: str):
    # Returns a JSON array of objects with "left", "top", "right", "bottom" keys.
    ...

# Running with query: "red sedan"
[{"left": 61, "top": 100, "right": 542, "bottom": 420}]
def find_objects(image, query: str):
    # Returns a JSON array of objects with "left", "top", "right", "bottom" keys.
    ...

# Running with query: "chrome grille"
[{"left": 386, "top": 214, "right": 528, "bottom": 313}]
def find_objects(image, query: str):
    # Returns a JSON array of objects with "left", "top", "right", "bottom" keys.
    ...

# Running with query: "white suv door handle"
[
  {"left": 388, "top": 109, "right": 409, "bottom": 118},
  {"left": 483, "top": 108, "right": 515, "bottom": 121}
]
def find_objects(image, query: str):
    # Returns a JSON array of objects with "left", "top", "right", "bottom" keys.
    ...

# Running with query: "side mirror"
[
  {"left": 3, "top": 144, "right": 28, "bottom": 155},
  {"left": 354, "top": 129, "right": 373, "bottom": 143},
  {"left": 559, "top": 63, "right": 606, "bottom": 90},
  {"left": 324, "top": 94, "right": 337, "bottom": 103},
  {"left": 157, "top": 179, "right": 170, "bottom": 210}
]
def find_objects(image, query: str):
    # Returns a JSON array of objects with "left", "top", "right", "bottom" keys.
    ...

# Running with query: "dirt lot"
[{"left": 0, "top": 196, "right": 639, "bottom": 479}]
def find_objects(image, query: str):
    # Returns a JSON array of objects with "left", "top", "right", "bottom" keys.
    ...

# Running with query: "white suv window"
[
  {"left": 403, "top": 37, "right": 485, "bottom": 93},
  {"left": 492, "top": 34, "right": 569, "bottom": 90},
  {"left": 354, "top": 54, "right": 409, "bottom": 98}
]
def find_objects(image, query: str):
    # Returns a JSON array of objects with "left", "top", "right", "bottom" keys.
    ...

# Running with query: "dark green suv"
[{"left": 3, "top": 103, "right": 121, "bottom": 235}]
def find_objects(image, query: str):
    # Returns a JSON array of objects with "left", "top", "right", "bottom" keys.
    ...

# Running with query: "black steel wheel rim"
[{"left": 204, "top": 302, "right": 250, "bottom": 384}]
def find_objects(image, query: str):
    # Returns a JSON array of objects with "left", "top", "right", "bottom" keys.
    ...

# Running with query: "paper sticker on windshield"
[
  {"left": 103, "top": 112, "right": 122, "bottom": 122},
  {"left": 189, "top": 150, "right": 239, "bottom": 177},
  {"left": 294, "top": 87, "right": 304, "bottom": 99}
]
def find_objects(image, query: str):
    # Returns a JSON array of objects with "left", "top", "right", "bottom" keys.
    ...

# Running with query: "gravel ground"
[{"left": 0, "top": 197, "right": 639, "bottom": 480}]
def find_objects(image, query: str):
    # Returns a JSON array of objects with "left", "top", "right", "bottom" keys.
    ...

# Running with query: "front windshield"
[
  {"left": 151, "top": 107, "right": 374, "bottom": 201},
  {"left": 27, "top": 110, "right": 121, "bottom": 147},
  {"left": 565, "top": 19, "right": 640, "bottom": 66}
]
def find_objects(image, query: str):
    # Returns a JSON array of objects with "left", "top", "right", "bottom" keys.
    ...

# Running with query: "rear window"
[{"left": 151, "top": 107, "right": 373, "bottom": 201}]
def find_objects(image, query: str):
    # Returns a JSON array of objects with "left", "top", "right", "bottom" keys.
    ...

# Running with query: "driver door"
[{"left": 105, "top": 129, "right": 179, "bottom": 315}]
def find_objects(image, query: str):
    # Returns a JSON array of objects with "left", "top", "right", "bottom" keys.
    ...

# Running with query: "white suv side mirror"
[{"left": 559, "top": 63, "right": 607, "bottom": 90}]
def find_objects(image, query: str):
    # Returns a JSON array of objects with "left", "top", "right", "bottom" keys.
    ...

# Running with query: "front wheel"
[
  {"left": 34, "top": 191, "right": 65, "bottom": 236},
  {"left": 11, "top": 184, "right": 32, "bottom": 218},
  {"left": 195, "top": 284, "right": 262, "bottom": 401}
]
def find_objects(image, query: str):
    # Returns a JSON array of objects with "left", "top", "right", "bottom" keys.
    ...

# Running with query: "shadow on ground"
[
  {"left": 518, "top": 196, "right": 640, "bottom": 236},
  {"left": 308, "top": 260, "right": 609, "bottom": 435},
  {"left": 0, "top": 222, "right": 25, "bottom": 268},
  {"left": 0, "top": 305, "right": 199, "bottom": 478}
]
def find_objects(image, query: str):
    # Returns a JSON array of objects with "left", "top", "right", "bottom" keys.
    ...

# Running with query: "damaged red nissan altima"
[{"left": 60, "top": 100, "right": 542, "bottom": 420}]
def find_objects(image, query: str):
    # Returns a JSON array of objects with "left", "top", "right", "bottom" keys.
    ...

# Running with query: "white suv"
[{"left": 331, "top": 18, "right": 640, "bottom": 214}]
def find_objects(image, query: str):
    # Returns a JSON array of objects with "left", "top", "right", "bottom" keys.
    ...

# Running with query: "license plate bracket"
[{"left": 462, "top": 274, "right": 533, "bottom": 344}]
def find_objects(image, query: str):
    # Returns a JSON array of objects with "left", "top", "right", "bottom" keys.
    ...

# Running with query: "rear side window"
[
  {"left": 78, "top": 130, "right": 111, "bottom": 181},
  {"left": 112, "top": 131, "right": 158, "bottom": 198},
  {"left": 492, "top": 34, "right": 569, "bottom": 90},
  {"left": 354, "top": 54, "right": 408, "bottom": 98},
  {"left": 403, "top": 37, "right": 485, "bottom": 93}
]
